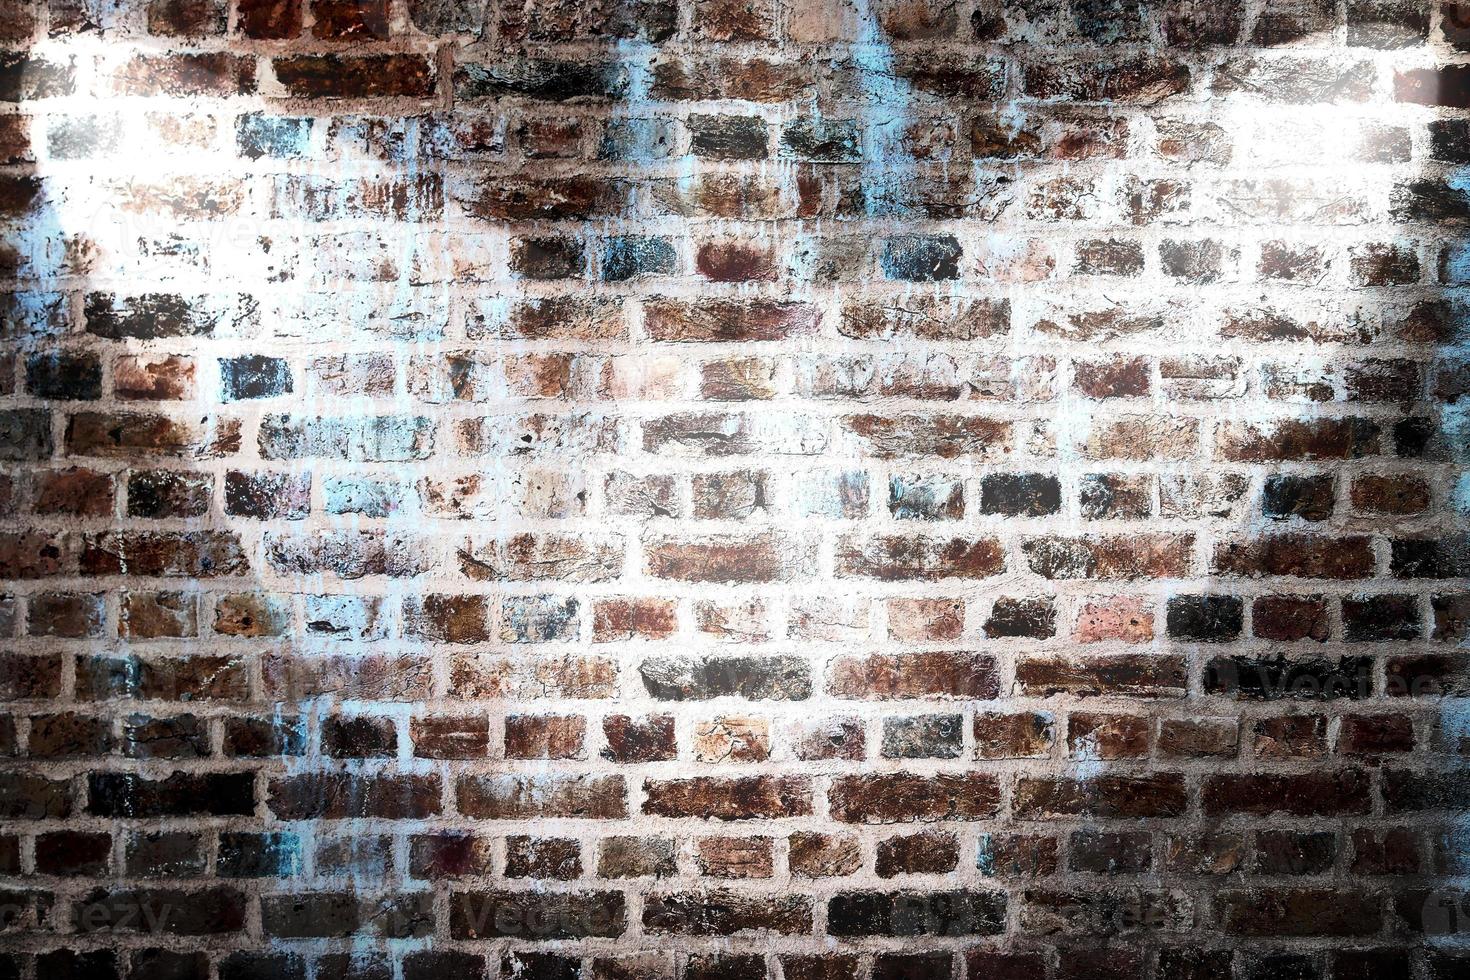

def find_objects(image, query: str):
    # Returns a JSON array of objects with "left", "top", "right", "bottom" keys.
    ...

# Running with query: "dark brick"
[
  {"left": 876, "top": 831, "right": 959, "bottom": 877},
  {"left": 220, "top": 355, "right": 292, "bottom": 401},
  {"left": 88, "top": 772, "right": 252, "bottom": 817},
  {"left": 1262, "top": 474, "right": 1335, "bottom": 521},
  {"left": 602, "top": 714, "right": 677, "bottom": 762},
  {"left": 36, "top": 831, "right": 111, "bottom": 876},
  {"left": 1166, "top": 595, "right": 1244, "bottom": 641},
  {"left": 220, "top": 953, "right": 307, "bottom": 980},
  {"left": 0, "top": 54, "right": 76, "bottom": 101},
  {"left": 881, "top": 235, "right": 962, "bottom": 282},
  {"left": 402, "top": 952, "right": 488, "bottom": 980},
  {"left": 1253, "top": 595, "right": 1330, "bottom": 642},
  {"left": 601, "top": 236, "right": 677, "bottom": 281},
  {"left": 1205, "top": 655, "right": 1373, "bottom": 701},
  {"left": 873, "top": 954, "right": 951, "bottom": 980},
  {"left": 275, "top": 55, "right": 435, "bottom": 98},
  {"left": 781, "top": 117, "right": 860, "bottom": 161},
  {"left": 689, "top": 114, "right": 767, "bottom": 159},
  {"left": 1396, "top": 65, "right": 1470, "bottom": 107},
  {"left": 1204, "top": 771, "right": 1371, "bottom": 817},
  {"left": 73, "top": 886, "right": 247, "bottom": 935},
  {"left": 450, "top": 890, "right": 626, "bottom": 939},
  {"left": 217, "top": 832, "right": 302, "bottom": 878},
  {"left": 881, "top": 714, "right": 963, "bottom": 759},
  {"left": 35, "top": 951, "right": 117, "bottom": 980},
  {"left": 980, "top": 474, "right": 1061, "bottom": 516},
  {"left": 0, "top": 409, "right": 53, "bottom": 460},
  {"left": 1342, "top": 593, "right": 1421, "bottom": 641},
  {"left": 1333, "top": 950, "right": 1410, "bottom": 980},
  {"left": 127, "top": 949, "right": 209, "bottom": 980},
  {"left": 239, "top": 0, "right": 303, "bottom": 37},
  {"left": 984, "top": 597, "right": 1056, "bottom": 638},
  {"left": 26, "top": 351, "right": 102, "bottom": 400},
  {"left": 224, "top": 470, "right": 310, "bottom": 520},
  {"left": 827, "top": 890, "right": 1005, "bottom": 937}
]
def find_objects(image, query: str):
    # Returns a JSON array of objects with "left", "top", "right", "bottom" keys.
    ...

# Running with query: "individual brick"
[
  {"left": 688, "top": 114, "right": 767, "bottom": 159},
  {"left": 26, "top": 351, "right": 101, "bottom": 400},
  {"left": 1080, "top": 473, "right": 1151, "bottom": 519},
  {"left": 829, "top": 773, "right": 1000, "bottom": 823},
  {"left": 787, "top": 716, "right": 866, "bottom": 761},
  {"left": 597, "top": 837, "right": 677, "bottom": 879},
  {"left": 826, "top": 889, "right": 1005, "bottom": 937},
  {"left": 1253, "top": 595, "right": 1330, "bottom": 642},
  {"left": 1160, "top": 718, "right": 1239, "bottom": 759},
  {"left": 504, "top": 714, "right": 587, "bottom": 759},
  {"left": 115, "top": 354, "right": 196, "bottom": 401},
  {"left": 788, "top": 832, "right": 862, "bottom": 878},
  {"left": 32, "top": 467, "right": 114, "bottom": 517},
  {"left": 979, "top": 473, "right": 1061, "bottom": 516},
  {"left": 693, "top": 715, "right": 770, "bottom": 763},
  {"left": 644, "top": 892, "right": 809, "bottom": 937},
  {"left": 829, "top": 652, "right": 998, "bottom": 700},
  {"left": 275, "top": 54, "right": 435, "bottom": 98},
  {"left": 220, "top": 355, "right": 293, "bottom": 401},
  {"left": 1166, "top": 595, "right": 1244, "bottom": 641},
  {"left": 875, "top": 830, "right": 959, "bottom": 877},
  {"left": 149, "top": 0, "right": 227, "bottom": 38},
  {"left": 642, "top": 776, "right": 810, "bottom": 820},
  {"left": 1262, "top": 474, "right": 1335, "bottom": 521},
  {"left": 695, "top": 836, "right": 773, "bottom": 878},
  {"left": 881, "top": 714, "right": 963, "bottom": 759},
  {"left": 984, "top": 597, "right": 1056, "bottom": 638},
  {"left": 505, "top": 836, "right": 581, "bottom": 880}
]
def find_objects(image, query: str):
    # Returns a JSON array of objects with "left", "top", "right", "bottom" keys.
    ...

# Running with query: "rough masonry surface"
[{"left": 2, "top": 0, "right": 1470, "bottom": 978}]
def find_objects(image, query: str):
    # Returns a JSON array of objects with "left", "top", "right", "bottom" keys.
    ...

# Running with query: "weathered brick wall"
[{"left": 3, "top": 0, "right": 1470, "bottom": 977}]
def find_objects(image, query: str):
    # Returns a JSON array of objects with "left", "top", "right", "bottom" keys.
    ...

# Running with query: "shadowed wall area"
[{"left": 3, "top": 0, "right": 1470, "bottom": 978}]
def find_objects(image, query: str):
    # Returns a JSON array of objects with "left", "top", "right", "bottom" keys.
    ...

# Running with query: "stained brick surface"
[{"left": 0, "top": 0, "right": 1468, "bottom": 976}]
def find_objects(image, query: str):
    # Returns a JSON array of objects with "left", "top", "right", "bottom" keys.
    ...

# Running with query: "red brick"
[
  {"left": 273, "top": 55, "right": 435, "bottom": 99},
  {"left": 410, "top": 716, "right": 489, "bottom": 759},
  {"left": 115, "top": 53, "right": 256, "bottom": 96},
  {"left": 1013, "top": 774, "right": 1188, "bottom": 819},
  {"left": 974, "top": 712, "right": 1054, "bottom": 759},
  {"left": 593, "top": 598, "right": 678, "bottom": 641},
  {"left": 310, "top": 0, "right": 390, "bottom": 38},
  {"left": 646, "top": 533, "right": 813, "bottom": 583},
  {"left": 239, "top": 0, "right": 303, "bottom": 37},
  {"left": 830, "top": 772, "right": 1000, "bottom": 823},
  {"left": 642, "top": 776, "right": 811, "bottom": 820},
  {"left": 1203, "top": 770, "right": 1371, "bottom": 817},
  {"left": 504, "top": 714, "right": 586, "bottom": 759},
  {"left": 835, "top": 535, "right": 1003, "bottom": 580},
  {"left": 644, "top": 299, "right": 820, "bottom": 342},
  {"left": 828, "top": 652, "right": 998, "bottom": 700},
  {"left": 149, "top": 0, "right": 226, "bottom": 36},
  {"left": 457, "top": 774, "right": 626, "bottom": 819},
  {"left": 114, "top": 354, "right": 196, "bottom": 401}
]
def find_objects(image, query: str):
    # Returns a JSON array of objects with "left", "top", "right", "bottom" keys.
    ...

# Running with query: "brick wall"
[{"left": 2, "top": 0, "right": 1470, "bottom": 977}]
